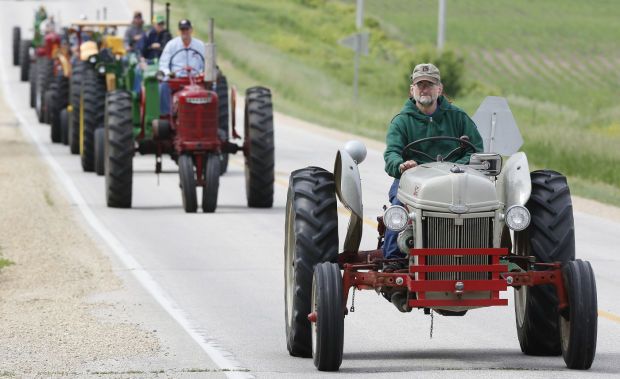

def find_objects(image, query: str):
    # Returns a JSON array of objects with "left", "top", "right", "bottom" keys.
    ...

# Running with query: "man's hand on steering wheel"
[{"left": 399, "top": 160, "right": 418, "bottom": 174}]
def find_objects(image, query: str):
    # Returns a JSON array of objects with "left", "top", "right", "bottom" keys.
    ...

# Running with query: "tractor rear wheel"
[
  {"left": 69, "top": 61, "right": 85, "bottom": 155},
  {"left": 311, "top": 262, "right": 344, "bottom": 371},
  {"left": 19, "top": 39, "right": 30, "bottom": 82},
  {"left": 560, "top": 259, "right": 597, "bottom": 369},
  {"left": 285, "top": 167, "right": 339, "bottom": 358},
  {"left": 94, "top": 127, "right": 105, "bottom": 176},
  {"left": 81, "top": 67, "right": 106, "bottom": 172},
  {"left": 514, "top": 170, "right": 575, "bottom": 356},
  {"left": 216, "top": 74, "right": 229, "bottom": 175},
  {"left": 244, "top": 86, "right": 274, "bottom": 208},
  {"left": 202, "top": 153, "right": 220, "bottom": 213},
  {"left": 105, "top": 90, "right": 134, "bottom": 208},
  {"left": 12, "top": 27, "right": 20, "bottom": 66},
  {"left": 29, "top": 57, "right": 37, "bottom": 108},
  {"left": 36, "top": 58, "right": 53, "bottom": 123},
  {"left": 60, "top": 108, "right": 69, "bottom": 145},
  {"left": 46, "top": 82, "right": 61, "bottom": 142},
  {"left": 178, "top": 154, "right": 197, "bottom": 213}
]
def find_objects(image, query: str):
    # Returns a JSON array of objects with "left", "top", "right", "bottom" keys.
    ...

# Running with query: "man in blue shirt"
[
  {"left": 138, "top": 14, "right": 172, "bottom": 61},
  {"left": 158, "top": 19, "right": 205, "bottom": 115}
]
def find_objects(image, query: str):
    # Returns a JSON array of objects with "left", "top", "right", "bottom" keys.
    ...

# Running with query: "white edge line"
[{"left": 0, "top": 35, "right": 251, "bottom": 379}]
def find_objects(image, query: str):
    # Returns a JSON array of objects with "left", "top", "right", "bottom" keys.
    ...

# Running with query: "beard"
[{"left": 414, "top": 93, "right": 436, "bottom": 106}]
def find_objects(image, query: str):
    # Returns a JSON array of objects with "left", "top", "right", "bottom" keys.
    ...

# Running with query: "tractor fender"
[
  {"left": 334, "top": 149, "right": 363, "bottom": 253},
  {"left": 57, "top": 54, "right": 71, "bottom": 77},
  {"left": 497, "top": 152, "right": 531, "bottom": 209}
]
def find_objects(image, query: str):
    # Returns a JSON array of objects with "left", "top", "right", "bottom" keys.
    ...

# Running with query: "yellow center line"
[{"left": 245, "top": 159, "right": 620, "bottom": 324}]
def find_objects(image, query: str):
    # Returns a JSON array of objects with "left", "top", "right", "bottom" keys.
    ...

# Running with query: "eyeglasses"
[{"left": 413, "top": 82, "right": 436, "bottom": 89}]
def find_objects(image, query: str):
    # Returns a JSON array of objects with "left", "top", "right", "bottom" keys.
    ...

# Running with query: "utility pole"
[{"left": 437, "top": 0, "right": 446, "bottom": 50}]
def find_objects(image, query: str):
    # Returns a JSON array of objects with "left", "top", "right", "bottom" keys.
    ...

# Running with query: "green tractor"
[{"left": 13, "top": 5, "right": 48, "bottom": 82}]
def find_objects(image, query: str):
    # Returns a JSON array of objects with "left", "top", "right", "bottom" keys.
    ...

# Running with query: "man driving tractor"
[
  {"left": 382, "top": 63, "right": 484, "bottom": 272},
  {"left": 158, "top": 18, "right": 205, "bottom": 115}
]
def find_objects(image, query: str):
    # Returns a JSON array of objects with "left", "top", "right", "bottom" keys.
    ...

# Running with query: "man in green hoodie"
[{"left": 382, "top": 63, "right": 483, "bottom": 272}]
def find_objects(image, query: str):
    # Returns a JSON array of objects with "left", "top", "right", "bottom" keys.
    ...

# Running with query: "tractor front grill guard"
[{"left": 339, "top": 248, "right": 568, "bottom": 313}]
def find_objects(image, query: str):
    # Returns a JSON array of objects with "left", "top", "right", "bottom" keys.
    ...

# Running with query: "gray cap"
[{"left": 411, "top": 63, "right": 441, "bottom": 84}]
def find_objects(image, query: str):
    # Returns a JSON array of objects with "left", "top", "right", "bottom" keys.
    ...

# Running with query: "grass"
[
  {"left": 161, "top": 0, "right": 620, "bottom": 204},
  {"left": 0, "top": 245, "right": 13, "bottom": 270}
]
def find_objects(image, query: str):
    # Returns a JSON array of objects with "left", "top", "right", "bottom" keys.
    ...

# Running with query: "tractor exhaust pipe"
[
  {"left": 165, "top": 2, "right": 170, "bottom": 32},
  {"left": 204, "top": 18, "right": 217, "bottom": 82}
]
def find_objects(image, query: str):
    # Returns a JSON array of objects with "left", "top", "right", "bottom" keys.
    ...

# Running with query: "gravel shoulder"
[{"left": 0, "top": 93, "right": 222, "bottom": 376}]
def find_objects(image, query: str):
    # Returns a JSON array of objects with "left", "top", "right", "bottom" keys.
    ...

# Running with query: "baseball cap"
[
  {"left": 133, "top": 11, "right": 142, "bottom": 19},
  {"left": 178, "top": 19, "right": 192, "bottom": 30},
  {"left": 154, "top": 14, "right": 165, "bottom": 24},
  {"left": 411, "top": 63, "right": 441, "bottom": 85}
]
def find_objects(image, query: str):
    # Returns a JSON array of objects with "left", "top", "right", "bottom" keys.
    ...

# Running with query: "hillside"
[{"left": 163, "top": 0, "right": 620, "bottom": 205}]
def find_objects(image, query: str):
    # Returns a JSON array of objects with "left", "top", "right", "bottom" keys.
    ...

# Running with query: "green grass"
[
  {"left": 162, "top": 0, "right": 620, "bottom": 204},
  {"left": 0, "top": 245, "right": 13, "bottom": 270}
]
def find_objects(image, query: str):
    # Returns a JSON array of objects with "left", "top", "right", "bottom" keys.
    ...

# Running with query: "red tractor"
[{"left": 104, "top": 19, "right": 274, "bottom": 213}]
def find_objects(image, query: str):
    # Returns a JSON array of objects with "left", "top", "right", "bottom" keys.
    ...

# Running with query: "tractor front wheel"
[
  {"left": 29, "top": 58, "right": 37, "bottom": 108},
  {"left": 81, "top": 67, "right": 106, "bottom": 172},
  {"left": 311, "top": 262, "right": 344, "bottom": 371},
  {"left": 284, "top": 167, "right": 339, "bottom": 358},
  {"left": 36, "top": 58, "right": 53, "bottom": 123},
  {"left": 60, "top": 108, "right": 69, "bottom": 145},
  {"left": 94, "top": 127, "right": 105, "bottom": 176},
  {"left": 179, "top": 154, "right": 197, "bottom": 213},
  {"left": 47, "top": 83, "right": 61, "bottom": 142},
  {"left": 105, "top": 90, "right": 134, "bottom": 208},
  {"left": 69, "top": 61, "right": 85, "bottom": 155},
  {"left": 217, "top": 74, "right": 229, "bottom": 175},
  {"left": 12, "top": 27, "right": 20, "bottom": 66},
  {"left": 202, "top": 153, "right": 220, "bottom": 213},
  {"left": 514, "top": 170, "right": 575, "bottom": 356},
  {"left": 560, "top": 259, "right": 597, "bottom": 369},
  {"left": 244, "top": 86, "right": 274, "bottom": 208}
]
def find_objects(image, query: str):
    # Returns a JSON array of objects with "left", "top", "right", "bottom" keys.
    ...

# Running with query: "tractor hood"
[{"left": 398, "top": 162, "right": 500, "bottom": 213}]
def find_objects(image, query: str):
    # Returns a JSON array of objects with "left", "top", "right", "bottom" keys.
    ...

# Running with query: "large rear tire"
[
  {"left": 179, "top": 154, "right": 197, "bottom": 213},
  {"left": 94, "top": 127, "right": 105, "bottom": 176},
  {"left": 284, "top": 167, "right": 339, "bottom": 358},
  {"left": 20, "top": 39, "right": 30, "bottom": 82},
  {"left": 244, "top": 86, "right": 274, "bottom": 208},
  {"left": 12, "top": 27, "right": 20, "bottom": 66},
  {"left": 35, "top": 58, "right": 53, "bottom": 123},
  {"left": 105, "top": 90, "right": 134, "bottom": 208},
  {"left": 60, "top": 108, "right": 69, "bottom": 145},
  {"left": 514, "top": 170, "right": 575, "bottom": 356},
  {"left": 311, "top": 262, "right": 344, "bottom": 371},
  {"left": 80, "top": 67, "right": 106, "bottom": 172},
  {"left": 69, "top": 61, "right": 85, "bottom": 155},
  {"left": 202, "top": 153, "right": 220, "bottom": 213},
  {"left": 560, "top": 259, "right": 597, "bottom": 370},
  {"left": 216, "top": 74, "right": 229, "bottom": 175},
  {"left": 46, "top": 83, "right": 61, "bottom": 142},
  {"left": 29, "top": 58, "right": 37, "bottom": 108}
]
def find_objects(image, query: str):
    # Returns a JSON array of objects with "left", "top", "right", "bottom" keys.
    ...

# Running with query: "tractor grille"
[{"left": 422, "top": 216, "right": 493, "bottom": 280}]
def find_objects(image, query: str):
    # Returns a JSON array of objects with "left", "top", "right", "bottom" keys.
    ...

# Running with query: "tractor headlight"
[
  {"left": 505, "top": 205, "right": 530, "bottom": 231},
  {"left": 89, "top": 55, "right": 97, "bottom": 64},
  {"left": 383, "top": 205, "right": 409, "bottom": 232},
  {"left": 97, "top": 65, "right": 106, "bottom": 74}
]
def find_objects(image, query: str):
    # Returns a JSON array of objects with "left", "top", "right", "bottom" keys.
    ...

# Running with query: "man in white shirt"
[{"left": 158, "top": 19, "right": 205, "bottom": 115}]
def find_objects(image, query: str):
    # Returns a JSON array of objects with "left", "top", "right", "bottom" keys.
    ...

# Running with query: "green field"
[{"left": 162, "top": 0, "right": 620, "bottom": 205}]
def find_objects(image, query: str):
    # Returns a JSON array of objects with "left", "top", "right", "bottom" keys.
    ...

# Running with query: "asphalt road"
[{"left": 2, "top": 0, "right": 620, "bottom": 377}]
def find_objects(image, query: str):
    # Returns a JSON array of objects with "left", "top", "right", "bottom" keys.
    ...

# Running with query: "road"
[{"left": 2, "top": 0, "right": 620, "bottom": 377}]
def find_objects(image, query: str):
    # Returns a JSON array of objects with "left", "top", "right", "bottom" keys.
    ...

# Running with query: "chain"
[
  {"left": 350, "top": 287, "right": 356, "bottom": 313},
  {"left": 429, "top": 309, "right": 434, "bottom": 339}
]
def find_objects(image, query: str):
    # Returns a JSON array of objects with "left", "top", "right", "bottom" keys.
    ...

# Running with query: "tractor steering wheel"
[{"left": 401, "top": 136, "right": 479, "bottom": 163}]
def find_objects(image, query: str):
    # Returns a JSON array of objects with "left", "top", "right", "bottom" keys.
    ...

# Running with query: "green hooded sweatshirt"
[{"left": 384, "top": 95, "right": 483, "bottom": 179}]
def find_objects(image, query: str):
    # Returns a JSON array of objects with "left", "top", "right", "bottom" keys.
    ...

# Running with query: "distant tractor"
[
  {"left": 14, "top": 5, "right": 49, "bottom": 82},
  {"left": 104, "top": 18, "right": 274, "bottom": 213}
]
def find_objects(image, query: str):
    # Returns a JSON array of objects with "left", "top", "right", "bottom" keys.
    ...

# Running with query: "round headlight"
[
  {"left": 505, "top": 205, "right": 530, "bottom": 231},
  {"left": 98, "top": 65, "right": 106, "bottom": 74},
  {"left": 383, "top": 205, "right": 409, "bottom": 232},
  {"left": 89, "top": 55, "right": 97, "bottom": 64}
]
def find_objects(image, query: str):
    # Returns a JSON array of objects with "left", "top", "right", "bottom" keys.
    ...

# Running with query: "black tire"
[
  {"left": 12, "top": 27, "right": 21, "bottom": 66},
  {"left": 80, "top": 66, "right": 106, "bottom": 172},
  {"left": 216, "top": 75, "right": 229, "bottom": 175},
  {"left": 284, "top": 167, "right": 339, "bottom": 358},
  {"left": 179, "top": 154, "right": 197, "bottom": 213},
  {"left": 560, "top": 259, "right": 597, "bottom": 370},
  {"left": 69, "top": 61, "right": 85, "bottom": 155},
  {"left": 202, "top": 153, "right": 220, "bottom": 213},
  {"left": 29, "top": 58, "right": 37, "bottom": 108},
  {"left": 20, "top": 39, "right": 30, "bottom": 82},
  {"left": 514, "top": 170, "right": 575, "bottom": 356},
  {"left": 50, "top": 76, "right": 69, "bottom": 142},
  {"left": 60, "top": 108, "right": 69, "bottom": 145},
  {"left": 36, "top": 58, "right": 53, "bottom": 123},
  {"left": 47, "top": 83, "right": 61, "bottom": 142},
  {"left": 94, "top": 127, "right": 105, "bottom": 176},
  {"left": 311, "top": 262, "right": 344, "bottom": 371},
  {"left": 105, "top": 90, "right": 134, "bottom": 208},
  {"left": 56, "top": 75, "right": 70, "bottom": 111},
  {"left": 244, "top": 86, "right": 274, "bottom": 208}
]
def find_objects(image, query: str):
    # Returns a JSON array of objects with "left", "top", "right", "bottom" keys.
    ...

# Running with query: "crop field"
[{"left": 164, "top": 0, "right": 620, "bottom": 205}]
